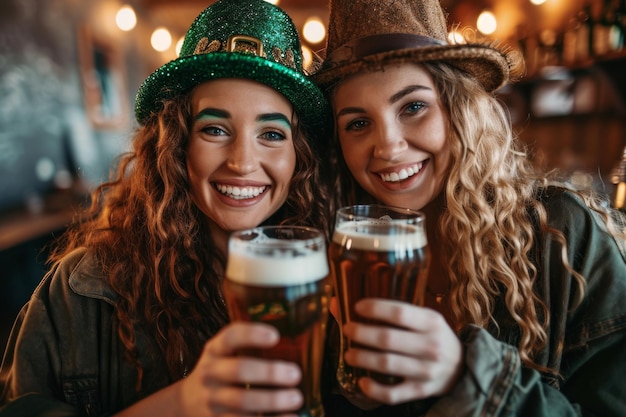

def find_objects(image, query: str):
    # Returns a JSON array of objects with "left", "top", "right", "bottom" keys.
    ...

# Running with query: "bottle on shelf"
[
  {"left": 537, "top": 29, "right": 561, "bottom": 67},
  {"left": 562, "top": 14, "right": 581, "bottom": 65},
  {"left": 612, "top": 0, "right": 626, "bottom": 51},
  {"left": 575, "top": 3, "right": 594, "bottom": 62},
  {"left": 593, "top": 0, "right": 612, "bottom": 56},
  {"left": 610, "top": 146, "right": 626, "bottom": 210}
]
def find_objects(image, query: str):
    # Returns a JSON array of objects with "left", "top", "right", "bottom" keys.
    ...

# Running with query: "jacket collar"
[{"left": 67, "top": 248, "right": 118, "bottom": 305}]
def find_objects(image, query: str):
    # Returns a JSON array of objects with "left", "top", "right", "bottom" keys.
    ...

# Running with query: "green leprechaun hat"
[{"left": 135, "top": 0, "right": 329, "bottom": 131}]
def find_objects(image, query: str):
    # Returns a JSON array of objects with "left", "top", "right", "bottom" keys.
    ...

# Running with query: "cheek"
[
  {"left": 272, "top": 148, "right": 297, "bottom": 185},
  {"left": 424, "top": 119, "right": 451, "bottom": 171},
  {"left": 186, "top": 154, "right": 205, "bottom": 183},
  {"left": 340, "top": 141, "right": 367, "bottom": 176},
  {"left": 433, "top": 134, "right": 452, "bottom": 172},
  {"left": 186, "top": 145, "right": 215, "bottom": 186},
  {"left": 430, "top": 143, "right": 452, "bottom": 196}
]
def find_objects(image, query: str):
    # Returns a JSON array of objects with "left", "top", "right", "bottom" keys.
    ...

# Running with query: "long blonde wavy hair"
[
  {"left": 324, "top": 61, "right": 625, "bottom": 373},
  {"left": 49, "top": 89, "right": 330, "bottom": 388}
]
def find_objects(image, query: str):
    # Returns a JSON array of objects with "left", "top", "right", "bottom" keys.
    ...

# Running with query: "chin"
[{"left": 380, "top": 196, "right": 422, "bottom": 211}]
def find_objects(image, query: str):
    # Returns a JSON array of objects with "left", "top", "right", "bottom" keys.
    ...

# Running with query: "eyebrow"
[
  {"left": 389, "top": 85, "right": 431, "bottom": 104},
  {"left": 194, "top": 108, "right": 291, "bottom": 128},
  {"left": 336, "top": 107, "right": 365, "bottom": 118},
  {"left": 336, "top": 85, "right": 432, "bottom": 118},
  {"left": 194, "top": 108, "right": 230, "bottom": 120},
  {"left": 258, "top": 113, "right": 292, "bottom": 128}
]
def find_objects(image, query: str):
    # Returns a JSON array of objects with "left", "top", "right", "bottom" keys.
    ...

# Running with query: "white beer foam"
[
  {"left": 332, "top": 221, "right": 427, "bottom": 251},
  {"left": 226, "top": 248, "right": 329, "bottom": 286}
]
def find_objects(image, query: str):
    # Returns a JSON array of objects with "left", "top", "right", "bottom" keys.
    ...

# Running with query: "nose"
[
  {"left": 373, "top": 121, "right": 408, "bottom": 161},
  {"left": 226, "top": 136, "right": 258, "bottom": 175}
]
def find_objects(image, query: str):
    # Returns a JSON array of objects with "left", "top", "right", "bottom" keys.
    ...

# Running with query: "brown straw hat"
[{"left": 314, "top": 0, "right": 512, "bottom": 92}]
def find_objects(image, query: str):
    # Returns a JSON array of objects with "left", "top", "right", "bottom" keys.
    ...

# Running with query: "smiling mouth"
[
  {"left": 214, "top": 184, "right": 267, "bottom": 200},
  {"left": 379, "top": 162, "right": 424, "bottom": 183}
]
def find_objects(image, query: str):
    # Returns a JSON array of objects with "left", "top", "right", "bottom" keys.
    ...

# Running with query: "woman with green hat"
[
  {"left": 315, "top": 0, "right": 626, "bottom": 416},
  {"left": 0, "top": 1, "right": 330, "bottom": 416}
]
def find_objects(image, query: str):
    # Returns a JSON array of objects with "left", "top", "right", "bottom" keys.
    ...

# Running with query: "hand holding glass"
[
  {"left": 329, "top": 205, "right": 431, "bottom": 396},
  {"left": 223, "top": 226, "right": 330, "bottom": 417}
]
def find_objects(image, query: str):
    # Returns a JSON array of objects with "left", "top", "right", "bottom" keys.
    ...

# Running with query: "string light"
[
  {"left": 477, "top": 10, "right": 497, "bottom": 35},
  {"left": 302, "top": 45, "right": 313, "bottom": 71},
  {"left": 175, "top": 36, "right": 185, "bottom": 56},
  {"left": 448, "top": 30, "right": 466, "bottom": 44},
  {"left": 302, "top": 17, "right": 326, "bottom": 44},
  {"left": 151, "top": 27, "right": 172, "bottom": 52},
  {"left": 115, "top": 5, "right": 137, "bottom": 32}
]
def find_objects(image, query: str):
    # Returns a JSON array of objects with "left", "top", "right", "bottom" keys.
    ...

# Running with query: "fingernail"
[
  {"left": 286, "top": 365, "right": 301, "bottom": 382},
  {"left": 285, "top": 390, "right": 303, "bottom": 406},
  {"left": 261, "top": 327, "right": 279, "bottom": 343}
]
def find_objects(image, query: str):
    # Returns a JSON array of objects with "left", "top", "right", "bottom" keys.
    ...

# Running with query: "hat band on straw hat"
[{"left": 326, "top": 33, "right": 446, "bottom": 66}]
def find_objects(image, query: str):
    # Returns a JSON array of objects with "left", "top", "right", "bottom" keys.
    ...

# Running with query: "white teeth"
[
  {"left": 215, "top": 184, "right": 266, "bottom": 200},
  {"left": 380, "top": 163, "right": 423, "bottom": 182}
]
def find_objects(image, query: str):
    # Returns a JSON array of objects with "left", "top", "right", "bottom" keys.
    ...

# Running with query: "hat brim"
[
  {"left": 314, "top": 44, "right": 510, "bottom": 93},
  {"left": 135, "top": 52, "right": 329, "bottom": 131}
]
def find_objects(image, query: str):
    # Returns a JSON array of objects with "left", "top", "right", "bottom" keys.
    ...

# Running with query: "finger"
[
  {"left": 355, "top": 299, "right": 447, "bottom": 332},
  {"left": 358, "top": 377, "right": 436, "bottom": 405},
  {"left": 205, "top": 322, "right": 280, "bottom": 356},
  {"left": 205, "top": 385, "right": 303, "bottom": 414},
  {"left": 344, "top": 348, "right": 427, "bottom": 379},
  {"left": 203, "top": 356, "right": 301, "bottom": 386},
  {"left": 344, "top": 322, "right": 442, "bottom": 359},
  {"left": 346, "top": 345, "right": 464, "bottom": 398}
]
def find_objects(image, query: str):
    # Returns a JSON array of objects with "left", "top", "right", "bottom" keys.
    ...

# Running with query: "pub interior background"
[{"left": 1, "top": 0, "right": 625, "bottom": 356}]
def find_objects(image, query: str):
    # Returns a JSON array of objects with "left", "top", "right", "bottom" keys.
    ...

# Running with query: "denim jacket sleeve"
[{"left": 426, "top": 189, "right": 626, "bottom": 417}]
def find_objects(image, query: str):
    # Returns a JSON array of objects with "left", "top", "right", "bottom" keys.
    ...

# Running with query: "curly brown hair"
[{"left": 48, "top": 89, "right": 330, "bottom": 388}]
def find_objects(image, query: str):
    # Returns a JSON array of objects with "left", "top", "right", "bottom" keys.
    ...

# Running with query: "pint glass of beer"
[
  {"left": 223, "top": 226, "right": 330, "bottom": 417},
  {"left": 329, "top": 205, "right": 430, "bottom": 396}
]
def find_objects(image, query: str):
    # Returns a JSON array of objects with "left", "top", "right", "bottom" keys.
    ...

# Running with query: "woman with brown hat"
[
  {"left": 0, "top": 1, "right": 330, "bottom": 416},
  {"left": 315, "top": 0, "right": 626, "bottom": 416}
]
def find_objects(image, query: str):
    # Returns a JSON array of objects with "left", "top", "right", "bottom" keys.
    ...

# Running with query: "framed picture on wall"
[{"left": 77, "top": 25, "right": 129, "bottom": 130}]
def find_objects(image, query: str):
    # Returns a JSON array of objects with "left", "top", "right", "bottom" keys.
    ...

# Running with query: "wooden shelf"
[{"left": 0, "top": 192, "right": 87, "bottom": 251}]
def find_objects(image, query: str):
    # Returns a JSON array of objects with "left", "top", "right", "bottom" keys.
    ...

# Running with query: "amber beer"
[
  {"left": 223, "top": 226, "right": 330, "bottom": 417},
  {"left": 329, "top": 205, "right": 430, "bottom": 396}
]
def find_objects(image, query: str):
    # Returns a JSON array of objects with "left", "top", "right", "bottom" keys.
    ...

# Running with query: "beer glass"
[
  {"left": 329, "top": 205, "right": 430, "bottom": 396},
  {"left": 223, "top": 226, "right": 330, "bottom": 417}
]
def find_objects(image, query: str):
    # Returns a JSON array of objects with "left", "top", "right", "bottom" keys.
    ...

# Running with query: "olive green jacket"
[
  {"left": 0, "top": 247, "right": 173, "bottom": 416},
  {"left": 322, "top": 188, "right": 626, "bottom": 417}
]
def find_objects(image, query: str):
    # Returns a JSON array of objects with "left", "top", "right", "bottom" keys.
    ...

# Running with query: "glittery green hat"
[{"left": 135, "top": 0, "right": 328, "bottom": 131}]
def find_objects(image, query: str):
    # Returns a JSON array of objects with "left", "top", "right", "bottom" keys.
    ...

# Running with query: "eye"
[
  {"left": 260, "top": 129, "right": 287, "bottom": 142},
  {"left": 404, "top": 101, "right": 427, "bottom": 115},
  {"left": 344, "top": 118, "right": 369, "bottom": 132},
  {"left": 200, "top": 125, "right": 228, "bottom": 136}
]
